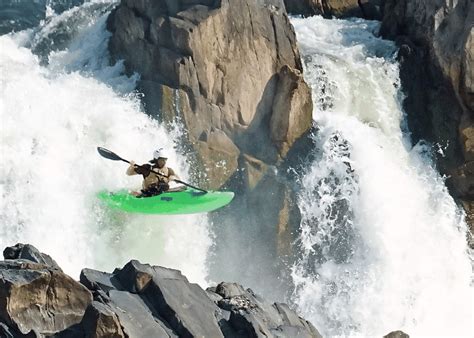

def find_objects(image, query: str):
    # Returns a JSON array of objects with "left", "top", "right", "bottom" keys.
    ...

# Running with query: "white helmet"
[{"left": 153, "top": 148, "right": 168, "bottom": 160}]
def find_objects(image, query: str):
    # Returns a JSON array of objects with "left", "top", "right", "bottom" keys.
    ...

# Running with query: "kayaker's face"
[{"left": 157, "top": 158, "right": 166, "bottom": 168}]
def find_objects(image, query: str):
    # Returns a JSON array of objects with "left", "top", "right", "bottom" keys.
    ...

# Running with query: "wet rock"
[
  {"left": 0, "top": 260, "right": 92, "bottom": 335},
  {"left": 380, "top": 0, "right": 474, "bottom": 243},
  {"left": 80, "top": 301, "right": 125, "bottom": 338},
  {"left": 283, "top": 0, "right": 382, "bottom": 20},
  {"left": 106, "top": 291, "right": 173, "bottom": 337},
  {"left": 3, "top": 243, "right": 61, "bottom": 271},
  {"left": 211, "top": 282, "right": 322, "bottom": 338},
  {"left": 1, "top": 245, "right": 325, "bottom": 337},
  {"left": 271, "top": 65, "right": 313, "bottom": 158},
  {"left": 384, "top": 330, "right": 410, "bottom": 338},
  {"left": 0, "top": 0, "right": 84, "bottom": 35},
  {"left": 449, "top": 161, "right": 474, "bottom": 198},
  {"left": 107, "top": 0, "right": 312, "bottom": 190}
]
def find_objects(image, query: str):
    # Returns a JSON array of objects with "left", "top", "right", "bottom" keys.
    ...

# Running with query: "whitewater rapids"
[
  {"left": 290, "top": 16, "right": 473, "bottom": 337},
  {"left": 0, "top": 1, "right": 211, "bottom": 285}
]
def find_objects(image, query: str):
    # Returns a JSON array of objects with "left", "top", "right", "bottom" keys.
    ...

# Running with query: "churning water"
[
  {"left": 1, "top": 2, "right": 472, "bottom": 336},
  {"left": 291, "top": 16, "right": 473, "bottom": 336},
  {"left": 0, "top": 1, "right": 211, "bottom": 285}
]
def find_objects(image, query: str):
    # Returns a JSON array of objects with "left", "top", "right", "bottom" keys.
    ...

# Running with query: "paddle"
[{"left": 97, "top": 147, "right": 208, "bottom": 194}]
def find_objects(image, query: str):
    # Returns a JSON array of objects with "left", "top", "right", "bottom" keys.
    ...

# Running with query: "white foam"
[
  {"left": 0, "top": 4, "right": 211, "bottom": 286},
  {"left": 291, "top": 16, "right": 473, "bottom": 336}
]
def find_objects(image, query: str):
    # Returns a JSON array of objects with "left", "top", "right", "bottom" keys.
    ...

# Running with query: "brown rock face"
[
  {"left": 381, "top": 0, "right": 474, "bottom": 244},
  {"left": 283, "top": 0, "right": 382, "bottom": 19},
  {"left": 107, "top": 0, "right": 312, "bottom": 189},
  {"left": 0, "top": 260, "right": 92, "bottom": 335},
  {"left": 0, "top": 245, "right": 323, "bottom": 337},
  {"left": 271, "top": 65, "right": 313, "bottom": 158}
]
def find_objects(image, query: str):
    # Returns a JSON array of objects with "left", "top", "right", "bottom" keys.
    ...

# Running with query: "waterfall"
[
  {"left": 0, "top": 1, "right": 211, "bottom": 285},
  {"left": 290, "top": 16, "right": 473, "bottom": 336}
]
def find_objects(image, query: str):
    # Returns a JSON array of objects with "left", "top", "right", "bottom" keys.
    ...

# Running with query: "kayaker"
[{"left": 126, "top": 148, "right": 180, "bottom": 197}]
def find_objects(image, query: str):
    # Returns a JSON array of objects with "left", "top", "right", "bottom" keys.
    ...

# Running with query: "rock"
[
  {"left": 80, "top": 268, "right": 120, "bottom": 292},
  {"left": 384, "top": 330, "right": 410, "bottom": 338},
  {"left": 0, "top": 260, "right": 92, "bottom": 335},
  {"left": 462, "top": 29, "right": 474, "bottom": 110},
  {"left": 241, "top": 154, "right": 269, "bottom": 190},
  {"left": 213, "top": 282, "right": 323, "bottom": 338},
  {"left": 283, "top": 0, "right": 324, "bottom": 17},
  {"left": 380, "top": 0, "right": 474, "bottom": 244},
  {"left": 194, "top": 129, "right": 241, "bottom": 189},
  {"left": 80, "top": 301, "right": 125, "bottom": 338},
  {"left": 1, "top": 246, "right": 323, "bottom": 337},
  {"left": 0, "top": 0, "right": 84, "bottom": 35},
  {"left": 283, "top": 0, "right": 382, "bottom": 19},
  {"left": 461, "top": 200, "right": 474, "bottom": 248},
  {"left": 107, "top": 0, "right": 312, "bottom": 189},
  {"left": 271, "top": 65, "right": 313, "bottom": 159},
  {"left": 106, "top": 0, "right": 314, "bottom": 292},
  {"left": 448, "top": 161, "right": 474, "bottom": 198},
  {"left": 106, "top": 291, "right": 173, "bottom": 337},
  {"left": 3, "top": 243, "right": 62, "bottom": 271},
  {"left": 141, "top": 266, "right": 224, "bottom": 337}
]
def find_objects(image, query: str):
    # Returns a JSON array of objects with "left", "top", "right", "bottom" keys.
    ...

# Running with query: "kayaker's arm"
[
  {"left": 168, "top": 167, "right": 180, "bottom": 181},
  {"left": 126, "top": 161, "right": 151, "bottom": 177},
  {"left": 126, "top": 161, "right": 137, "bottom": 175}
]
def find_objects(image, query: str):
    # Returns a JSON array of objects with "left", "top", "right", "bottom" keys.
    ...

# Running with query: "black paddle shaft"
[{"left": 97, "top": 147, "right": 207, "bottom": 193}]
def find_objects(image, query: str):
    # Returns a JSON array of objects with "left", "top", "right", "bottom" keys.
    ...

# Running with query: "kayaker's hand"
[{"left": 135, "top": 164, "right": 151, "bottom": 177}]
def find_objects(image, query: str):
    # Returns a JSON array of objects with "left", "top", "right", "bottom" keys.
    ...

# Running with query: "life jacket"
[{"left": 142, "top": 164, "right": 172, "bottom": 190}]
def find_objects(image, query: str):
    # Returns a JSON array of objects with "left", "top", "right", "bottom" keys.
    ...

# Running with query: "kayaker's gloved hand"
[{"left": 135, "top": 164, "right": 151, "bottom": 177}]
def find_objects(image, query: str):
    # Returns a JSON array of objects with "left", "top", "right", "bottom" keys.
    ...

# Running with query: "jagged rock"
[
  {"left": 81, "top": 261, "right": 322, "bottom": 337},
  {"left": 461, "top": 200, "right": 474, "bottom": 248},
  {"left": 107, "top": 291, "right": 173, "bottom": 337},
  {"left": 211, "top": 282, "right": 322, "bottom": 338},
  {"left": 80, "top": 268, "right": 120, "bottom": 292},
  {"left": 0, "top": 260, "right": 92, "bottom": 335},
  {"left": 449, "top": 161, "right": 474, "bottom": 198},
  {"left": 1, "top": 246, "right": 324, "bottom": 337},
  {"left": 107, "top": 0, "right": 312, "bottom": 189},
  {"left": 384, "top": 330, "right": 410, "bottom": 338},
  {"left": 80, "top": 301, "right": 125, "bottom": 338},
  {"left": 3, "top": 243, "right": 62, "bottom": 271},
  {"left": 380, "top": 0, "right": 474, "bottom": 244},
  {"left": 271, "top": 65, "right": 313, "bottom": 159},
  {"left": 0, "top": 0, "right": 84, "bottom": 35},
  {"left": 241, "top": 153, "right": 269, "bottom": 190},
  {"left": 283, "top": 0, "right": 382, "bottom": 19},
  {"left": 194, "top": 129, "right": 241, "bottom": 189}
]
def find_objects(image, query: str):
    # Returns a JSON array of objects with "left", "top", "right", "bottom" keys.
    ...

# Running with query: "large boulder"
[
  {"left": 0, "top": 246, "right": 323, "bottom": 337},
  {"left": 0, "top": 0, "right": 84, "bottom": 35},
  {"left": 106, "top": 0, "right": 314, "bottom": 295},
  {"left": 106, "top": 0, "right": 313, "bottom": 190},
  {"left": 0, "top": 260, "right": 92, "bottom": 335},
  {"left": 3, "top": 243, "right": 62, "bottom": 271},
  {"left": 283, "top": 0, "right": 382, "bottom": 19},
  {"left": 380, "top": 0, "right": 474, "bottom": 244},
  {"left": 77, "top": 259, "right": 322, "bottom": 337},
  {"left": 210, "top": 282, "right": 322, "bottom": 338}
]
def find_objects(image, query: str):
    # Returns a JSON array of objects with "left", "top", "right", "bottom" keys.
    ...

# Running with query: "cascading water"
[
  {"left": 0, "top": 1, "right": 211, "bottom": 285},
  {"left": 290, "top": 16, "right": 473, "bottom": 336}
]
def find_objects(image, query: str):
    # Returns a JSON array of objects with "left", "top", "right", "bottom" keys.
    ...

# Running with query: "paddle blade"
[{"left": 97, "top": 147, "right": 129, "bottom": 163}]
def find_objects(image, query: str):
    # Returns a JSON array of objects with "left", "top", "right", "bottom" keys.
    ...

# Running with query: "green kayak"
[{"left": 97, "top": 188, "right": 234, "bottom": 214}]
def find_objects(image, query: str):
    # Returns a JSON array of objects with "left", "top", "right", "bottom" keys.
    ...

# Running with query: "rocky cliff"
[
  {"left": 0, "top": 244, "right": 322, "bottom": 337},
  {"left": 106, "top": 0, "right": 314, "bottom": 295},
  {"left": 0, "top": 0, "right": 84, "bottom": 34},
  {"left": 380, "top": 0, "right": 474, "bottom": 245},
  {"left": 283, "top": 0, "right": 382, "bottom": 20},
  {"left": 107, "top": 0, "right": 312, "bottom": 190}
]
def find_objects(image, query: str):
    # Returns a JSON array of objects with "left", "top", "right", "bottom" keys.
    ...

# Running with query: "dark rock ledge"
[
  {"left": 0, "top": 243, "right": 409, "bottom": 337},
  {"left": 0, "top": 243, "right": 322, "bottom": 337}
]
